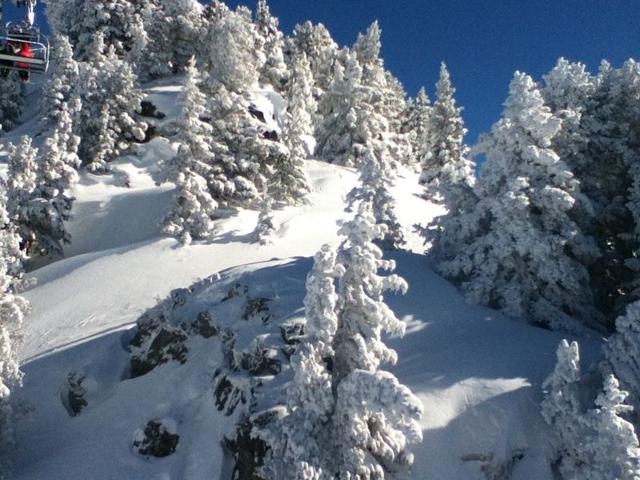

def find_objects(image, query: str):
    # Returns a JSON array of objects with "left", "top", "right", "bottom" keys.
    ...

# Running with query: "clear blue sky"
[{"left": 12, "top": 0, "right": 640, "bottom": 144}]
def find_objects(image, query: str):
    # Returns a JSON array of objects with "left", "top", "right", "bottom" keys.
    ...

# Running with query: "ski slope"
[{"left": 0, "top": 81, "right": 601, "bottom": 480}]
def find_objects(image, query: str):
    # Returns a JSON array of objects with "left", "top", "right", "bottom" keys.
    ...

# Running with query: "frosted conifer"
[
  {"left": 433, "top": 72, "right": 596, "bottom": 334},
  {"left": 163, "top": 63, "right": 217, "bottom": 243},
  {"left": 0, "top": 72, "right": 23, "bottom": 133}
]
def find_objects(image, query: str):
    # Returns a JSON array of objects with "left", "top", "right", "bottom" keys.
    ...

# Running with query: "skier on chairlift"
[{"left": 0, "top": 0, "right": 45, "bottom": 81}]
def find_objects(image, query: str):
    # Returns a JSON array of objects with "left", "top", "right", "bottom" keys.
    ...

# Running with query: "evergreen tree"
[
  {"left": 255, "top": 0, "right": 288, "bottom": 91},
  {"left": 421, "top": 63, "right": 475, "bottom": 208},
  {"left": 273, "top": 53, "right": 314, "bottom": 205},
  {"left": 46, "top": 0, "right": 154, "bottom": 61},
  {"left": 404, "top": 87, "right": 432, "bottom": 166},
  {"left": 543, "top": 340, "right": 640, "bottom": 479},
  {"left": 41, "top": 34, "right": 80, "bottom": 128},
  {"left": 6, "top": 137, "right": 38, "bottom": 253},
  {"left": 201, "top": 7, "right": 262, "bottom": 93},
  {"left": 136, "top": 0, "right": 203, "bottom": 80},
  {"left": 433, "top": 72, "right": 597, "bottom": 334},
  {"left": 349, "top": 146, "right": 405, "bottom": 249},
  {"left": 76, "top": 34, "right": 147, "bottom": 172},
  {"left": 291, "top": 21, "right": 339, "bottom": 97},
  {"left": 262, "top": 206, "right": 421, "bottom": 479},
  {"left": 0, "top": 72, "right": 24, "bottom": 133},
  {"left": 582, "top": 375, "right": 640, "bottom": 480},
  {"left": 0, "top": 185, "right": 29, "bottom": 445},
  {"left": 254, "top": 194, "right": 275, "bottom": 245},
  {"left": 205, "top": 80, "right": 282, "bottom": 209},
  {"left": 330, "top": 202, "right": 422, "bottom": 478},
  {"left": 163, "top": 63, "right": 217, "bottom": 243},
  {"left": 604, "top": 301, "right": 640, "bottom": 415},
  {"left": 261, "top": 245, "right": 341, "bottom": 479}
]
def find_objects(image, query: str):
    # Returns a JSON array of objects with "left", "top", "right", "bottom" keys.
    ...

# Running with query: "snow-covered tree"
[
  {"left": 262, "top": 206, "right": 421, "bottom": 478},
  {"left": 272, "top": 53, "right": 314, "bottom": 205},
  {"left": 543, "top": 340, "right": 640, "bottom": 480},
  {"left": 541, "top": 339, "right": 583, "bottom": 475},
  {"left": 432, "top": 72, "right": 597, "bottom": 334},
  {"left": 290, "top": 21, "right": 339, "bottom": 97},
  {"left": 330, "top": 202, "right": 422, "bottom": 478},
  {"left": 403, "top": 87, "right": 432, "bottom": 166},
  {"left": 421, "top": 63, "right": 475, "bottom": 209},
  {"left": 254, "top": 194, "right": 275, "bottom": 245},
  {"left": 582, "top": 375, "right": 640, "bottom": 480},
  {"left": 349, "top": 146, "right": 405, "bottom": 249},
  {"left": 0, "top": 72, "right": 24, "bottom": 133},
  {"left": 163, "top": 63, "right": 217, "bottom": 243},
  {"left": 255, "top": 0, "right": 288, "bottom": 91},
  {"left": 46, "top": 0, "right": 153, "bottom": 61},
  {"left": 261, "top": 245, "right": 341, "bottom": 479},
  {"left": 40, "top": 34, "right": 80, "bottom": 128},
  {"left": 0, "top": 185, "right": 29, "bottom": 446},
  {"left": 6, "top": 137, "right": 38, "bottom": 253},
  {"left": 76, "top": 34, "right": 147, "bottom": 172},
  {"left": 604, "top": 301, "right": 640, "bottom": 416},
  {"left": 135, "top": 0, "right": 203, "bottom": 80},
  {"left": 200, "top": 7, "right": 262, "bottom": 93},
  {"left": 205, "top": 80, "right": 283, "bottom": 209}
]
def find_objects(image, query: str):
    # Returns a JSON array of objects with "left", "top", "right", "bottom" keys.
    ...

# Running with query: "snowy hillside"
[{"left": 0, "top": 80, "right": 601, "bottom": 480}]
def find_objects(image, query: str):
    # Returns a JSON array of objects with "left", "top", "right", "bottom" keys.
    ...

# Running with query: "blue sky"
[{"left": 11, "top": 0, "right": 640, "bottom": 144}]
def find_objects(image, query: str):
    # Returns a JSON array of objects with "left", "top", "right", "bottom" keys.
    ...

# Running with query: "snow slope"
[{"left": 0, "top": 81, "right": 600, "bottom": 480}]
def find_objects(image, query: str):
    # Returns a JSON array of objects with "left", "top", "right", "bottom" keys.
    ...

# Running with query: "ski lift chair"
[{"left": 0, "top": 21, "right": 49, "bottom": 79}]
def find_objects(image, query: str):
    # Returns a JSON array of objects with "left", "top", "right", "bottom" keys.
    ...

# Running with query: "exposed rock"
[
  {"left": 132, "top": 420, "right": 179, "bottom": 458},
  {"left": 130, "top": 327, "right": 188, "bottom": 378},
  {"left": 61, "top": 372, "right": 88, "bottom": 417},
  {"left": 243, "top": 298, "right": 272, "bottom": 324}
]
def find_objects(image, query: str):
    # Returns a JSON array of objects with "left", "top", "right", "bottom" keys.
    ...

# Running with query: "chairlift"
[{"left": 0, "top": 0, "right": 49, "bottom": 81}]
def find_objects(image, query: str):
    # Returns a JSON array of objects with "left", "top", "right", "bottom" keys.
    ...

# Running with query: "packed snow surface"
[{"left": 1, "top": 81, "right": 600, "bottom": 480}]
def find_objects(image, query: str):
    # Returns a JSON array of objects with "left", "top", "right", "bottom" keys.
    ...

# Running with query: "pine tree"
[
  {"left": 330, "top": 202, "right": 422, "bottom": 478},
  {"left": 261, "top": 245, "right": 341, "bottom": 479},
  {"left": 349, "top": 146, "right": 405, "bottom": 249},
  {"left": 0, "top": 185, "right": 29, "bottom": 445},
  {"left": 41, "top": 34, "right": 80, "bottom": 128},
  {"left": 541, "top": 339, "right": 583, "bottom": 469},
  {"left": 291, "top": 21, "right": 339, "bottom": 96},
  {"left": 433, "top": 72, "right": 597, "bottom": 334},
  {"left": 46, "top": 0, "right": 154, "bottom": 61},
  {"left": 604, "top": 301, "right": 640, "bottom": 415},
  {"left": 136, "top": 0, "right": 203, "bottom": 80},
  {"left": 0, "top": 72, "right": 24, "bottom": 133},
  {"left": 404, "top": 87, "right": 432, "bottom": 166},
  {"left": 163, "top": 63, "right": 217, "bottom": 243},
  {"left": 421, "top": 63, "right": 475, "bottom": 208},
  {"left": 272, "top": 53, "right": 314, "bottom": 205},
  {"left": 262, "top": 206, "right": 421, "bottom": 478},
  {"left": 76, "top": 34, "right": 147, "bottom": 172},
  {"left": 543, "top": 340, "right": 640, "bottom": 479},
  {"left": 254, "top": 194, "right": 275, "bottom": 245},
  {"left": 255, "top": 0, "right": 288, "bottom": 91},
  {"left": 582, "top": 375, "right": 640, "bottom": 480},
  {"left": 6, "top": 137, "right": 39, "bottom": 253},
  {"left": 201, "top": 8, "right": 262, "bottom": 93}
]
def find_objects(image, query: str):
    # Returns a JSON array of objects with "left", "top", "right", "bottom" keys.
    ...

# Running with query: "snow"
[{"left": 1, "top": 80, "right": 602, "bottom": 480}]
